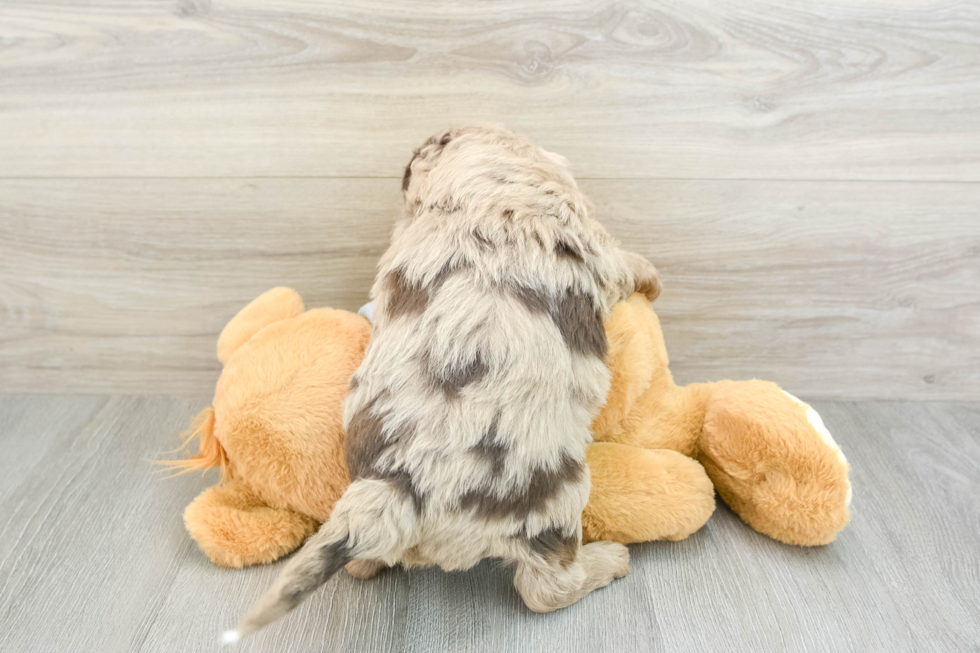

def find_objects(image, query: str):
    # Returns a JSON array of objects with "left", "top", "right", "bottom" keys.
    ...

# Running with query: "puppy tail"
[
  {"left": 222, "top": 478, "right": 417, "bottom": 644},
  {"left": 222, "top": 523, "right": 352, "bottom": 642}
]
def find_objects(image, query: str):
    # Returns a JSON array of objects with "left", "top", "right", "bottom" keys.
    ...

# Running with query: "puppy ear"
[
  {"left": 402, "top": 148, "right": 422, "bottom": 193},
  {"left": 402, "top": 161, "right": 413, "bottom": 192},
  {"left": 621, "top": 251, "right": 662, "bottom": 303}
]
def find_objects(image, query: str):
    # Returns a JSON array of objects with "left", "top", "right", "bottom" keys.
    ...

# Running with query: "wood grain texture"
[
  {"left": 1, "top": 178, "right": 977, "bottom": 398},
  {"left": 0, "top": 395, "right": 977, "bottom": 652},
  {"left": 0, "top": 395, "right": 207, "bottom": 652},
  {"left": 0, "top": 0, "right": 978, "bottom": 179}
]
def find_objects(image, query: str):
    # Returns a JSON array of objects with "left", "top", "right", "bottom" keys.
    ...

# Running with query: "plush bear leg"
[
  {"left": 698, "top": 380, "right": 851, "bottom": 546},
  {"left": 582, "top": 443, "right": 716, "bottom": 544},
  {"left": 183, "top": 480, "right": 319, "bottom": 567},
  {"left": 345, "top": 559, "right": 387, "bottom": 580}
]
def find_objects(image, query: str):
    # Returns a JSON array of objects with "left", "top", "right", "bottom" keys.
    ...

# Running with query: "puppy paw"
[
  {"left": 582, "top": 540, "right": 631, "bottom": 581},
  {"left": 605, "top": 541, "right": 631, "bottom": 579}
]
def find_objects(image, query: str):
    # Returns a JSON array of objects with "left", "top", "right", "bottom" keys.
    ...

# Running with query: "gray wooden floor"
[{"left": 0, "top": 395, "right": 977, "bottom": 652}]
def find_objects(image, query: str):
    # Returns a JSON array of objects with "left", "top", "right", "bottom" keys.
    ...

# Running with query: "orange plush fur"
[
  {"left": 171, "top": 288, "right": 849, "bottom": 568},
  {"left": 169, "top": 287, "right": 370, "bottom": 566},
  {"left": 590, "top": 295, "right": 851, "bottom": 546}
]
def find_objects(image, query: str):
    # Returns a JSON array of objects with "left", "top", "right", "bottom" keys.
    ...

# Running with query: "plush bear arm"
[
  {"left": 183, "top": 480, "right": 319, "bottom": 567},
  {"left": 582, "top": 443, "right": 715, "bottom": 544}
]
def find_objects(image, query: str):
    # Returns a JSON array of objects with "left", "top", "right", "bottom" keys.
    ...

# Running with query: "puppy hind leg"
[{"left": 513, "top": 539, "right": 630, "bottom": 613}]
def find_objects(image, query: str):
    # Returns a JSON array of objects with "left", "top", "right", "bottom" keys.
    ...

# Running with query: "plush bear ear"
[{"left": 217, "top": 287, "right": 305, "bottom": 364}]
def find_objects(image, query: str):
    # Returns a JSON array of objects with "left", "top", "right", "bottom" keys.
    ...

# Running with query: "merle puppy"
[{"left": 224, "top": 124, "right": 661, "bottom": 642}]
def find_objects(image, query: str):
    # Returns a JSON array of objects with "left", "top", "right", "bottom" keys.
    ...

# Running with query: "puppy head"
[{"left": 400, "top": 125, "right": 585, "bottom": 222}]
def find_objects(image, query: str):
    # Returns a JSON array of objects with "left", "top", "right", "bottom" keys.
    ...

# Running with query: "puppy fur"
[{"left": 229, "top": 124, "right": 662, "bottom": 639}]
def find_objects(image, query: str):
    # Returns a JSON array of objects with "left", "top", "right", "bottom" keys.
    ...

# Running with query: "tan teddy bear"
[{"left": 164, "top": 288, "right": 849, "bottom": 568}]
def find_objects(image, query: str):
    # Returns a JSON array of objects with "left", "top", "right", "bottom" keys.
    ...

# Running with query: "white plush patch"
[
  {"left": 358, "top": 301, "right": 376, "bottom": 324},
  {"left": 221, "top": 630, "right": 241, "bottom": 646},
  {"left": 782, "top": 390, "right": 852, "bottom": 507}
]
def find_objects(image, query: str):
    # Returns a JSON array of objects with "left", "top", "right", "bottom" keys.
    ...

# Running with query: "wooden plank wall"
[{"left": 1, "top": 0, "right": 978, "bottom": 399}]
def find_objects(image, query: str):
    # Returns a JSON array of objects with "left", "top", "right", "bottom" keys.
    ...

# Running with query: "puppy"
[{"left": 223, "top": 125, "right": 661, "bottom": 643}]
